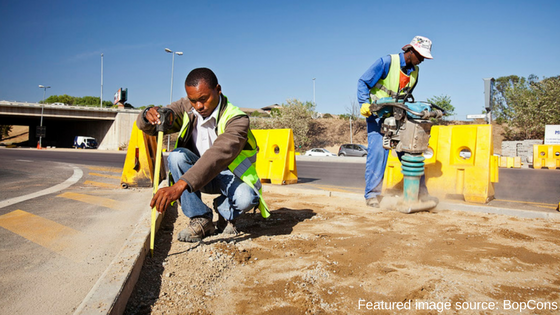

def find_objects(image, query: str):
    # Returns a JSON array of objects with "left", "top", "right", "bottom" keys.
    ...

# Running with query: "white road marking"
[{"left": 0, "top": 166, "right": 83, "bottom": 209}]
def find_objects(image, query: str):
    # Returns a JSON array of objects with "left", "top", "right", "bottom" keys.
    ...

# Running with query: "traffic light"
[{"left": 483, "top": 78, "right": 494, "bottom": 111}]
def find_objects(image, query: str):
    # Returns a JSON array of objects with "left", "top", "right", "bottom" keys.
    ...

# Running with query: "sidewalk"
[{"left": 73, "top": 182, "right": 560, "bottom": 315}]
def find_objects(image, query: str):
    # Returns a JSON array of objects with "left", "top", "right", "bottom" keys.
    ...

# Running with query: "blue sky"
[{"left": 1, "top": 0, "right": 558, "bottom": 120}]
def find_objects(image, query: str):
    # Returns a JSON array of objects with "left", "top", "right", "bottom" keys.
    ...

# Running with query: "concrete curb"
[
  {"left": 436, "top": 201, "right": 560, "bottom": 219},
  {"left": 73, "top": 189, "right": 164, "bottom": 315}
]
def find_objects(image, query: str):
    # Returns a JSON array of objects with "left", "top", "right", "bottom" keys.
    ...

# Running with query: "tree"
[
  {"left": 251, "top": 99, "right": 316, "bottom": 150},
  {"left": 0, "top": 125, "right": 12, "bottom": 141},
  {"left": 492, "top": 75, "right": 560, "bottom": 139},
  {"left": 341, "top": 99, "right": 366, "bottom": 137},
  {"left": 427, "top": 94, "right": 455, "bottom": 122},
  {"left": 43, "top": 94, "right": 116, "bottom": 107},
  {"left": 492, "top": 75, "right": 526, "bottom": 123},
  {"left": 250, "top": 111, "right": 270, "bottom": 118},
  {"left": 345, "top": 99, "right": 361, "bottom": 120}
]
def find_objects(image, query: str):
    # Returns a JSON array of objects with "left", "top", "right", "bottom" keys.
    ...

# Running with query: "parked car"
[
  {"left": 305, "top": 148, "right": 336, "bottom": 157},
  {"left": 338, "top": 144, "right": 368, "bottom": 157},
  {"left": 73, "top": 136, "right": 98, "bottom": 149}
]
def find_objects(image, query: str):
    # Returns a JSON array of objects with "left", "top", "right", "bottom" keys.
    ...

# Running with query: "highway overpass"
[{"left": 0, "top": 101, "right": 141, "bottom": 150}]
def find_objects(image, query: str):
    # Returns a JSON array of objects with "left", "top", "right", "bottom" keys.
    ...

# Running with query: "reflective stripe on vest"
[
  {"left": 231, "top": 154, "right": 257, "bottom": 178},
  {"left": 370, "top": 54, "right": 418, "bottom": 102}
]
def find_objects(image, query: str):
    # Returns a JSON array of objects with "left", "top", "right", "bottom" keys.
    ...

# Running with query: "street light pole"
[
  {"left": 100, "top": 53, "right": 103, "bottom": 107},
  {"left": 165, "top": 48, "right": 183, "bottom": 151},
  {"left": 38, "top": 84, "right": 51, "bottom": 149},
  {"left": 313, "top": 78, "right": 316, "bottom": 106},
  {"left": 350, "top": 116, "right": 353, "bottom": 144}
]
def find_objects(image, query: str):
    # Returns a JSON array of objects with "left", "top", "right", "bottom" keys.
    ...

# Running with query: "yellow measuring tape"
[{"left": 150, "top": 130, "right": 164, "bottom": 257}]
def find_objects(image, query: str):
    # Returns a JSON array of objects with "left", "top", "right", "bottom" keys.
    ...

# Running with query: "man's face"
[
  {"left": 409, "top": 48, "right": 425, "bottom": 66},
  {"left": 185, "top": 81, "right": 221, "bottom": 118}
]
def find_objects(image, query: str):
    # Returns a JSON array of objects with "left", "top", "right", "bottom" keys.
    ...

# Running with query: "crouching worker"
[{"left": 137, "top": 67, "right": 270, "bottom": 242}]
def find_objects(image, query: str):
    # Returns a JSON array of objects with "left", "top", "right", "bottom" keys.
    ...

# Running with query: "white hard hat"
[{"left": 402, "top": 35, "right": 433, "bottom": 59}]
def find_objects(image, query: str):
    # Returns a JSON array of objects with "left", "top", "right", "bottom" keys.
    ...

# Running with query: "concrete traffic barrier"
[{"left": 253, "top": 129, "right": 298, "bottom": 185}]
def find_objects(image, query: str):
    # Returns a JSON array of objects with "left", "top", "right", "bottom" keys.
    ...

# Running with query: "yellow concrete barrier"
[
  {"left": 121, "top": 122, "right": 166, "bottom": 188},
  {"left": 499, "top": 156, "right": 521, "bottom": 168},
  {"left": 533, "top": 144, "right": 560, "bottom": 169},
  {"left": 253, "top": 129, "right": 298, "bottom": 185},
  {"left": 383, "top": 124, "right": 499, "bottom": 203}
]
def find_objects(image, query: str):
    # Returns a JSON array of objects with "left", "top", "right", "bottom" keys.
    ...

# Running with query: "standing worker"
[
  {"left": 357, "top": 36, "right": 433, "bottom": 208},
  {"left": 137, "top": 67, "right": 269, "bottom": 242}
]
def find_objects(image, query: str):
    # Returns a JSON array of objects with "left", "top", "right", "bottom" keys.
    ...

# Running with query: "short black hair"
[{"left": 185, "top": 68, "right": 218, "bottom": 88}]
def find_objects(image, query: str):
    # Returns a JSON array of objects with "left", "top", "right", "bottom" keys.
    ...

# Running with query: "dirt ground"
[{"left": 125, "top": 190, "right": 560, "bottom": 315}]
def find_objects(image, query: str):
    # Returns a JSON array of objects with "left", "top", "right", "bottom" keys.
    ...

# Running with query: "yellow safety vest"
[
  {"left": 175, "top": 100, "right": 270, "bottom": 219},
  {"left": 369, "top": 54, "right": 418, "bottom": 102}
]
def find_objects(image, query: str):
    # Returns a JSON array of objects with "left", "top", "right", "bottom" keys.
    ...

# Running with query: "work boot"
[
  {"left": 217, "top": 215, "right": 238, "bottom": 235},
  {"left": 366, "top": 196, "right": 381, "bottom": 208},
  {"left": 177, "top": 213, "right": 215, "bottom": 242},
  {"left": 214, "top": 198, "right": 239, "bottom": 235}
]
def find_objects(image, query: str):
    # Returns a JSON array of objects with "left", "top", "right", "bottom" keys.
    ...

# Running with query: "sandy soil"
[{"left": 125, "top": 190, "right": 560, "bottom": 315}]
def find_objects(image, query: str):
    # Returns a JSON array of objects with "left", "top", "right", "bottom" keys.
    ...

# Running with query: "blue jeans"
[
  {"left": 365, "top": 116, "right": 389, "bottom": 200},
  {"left": 168, "top": 148, "right": 259, "bottom": 221},
  {"left": 364, "top": 116, "right": 428, "bottom": 200}
]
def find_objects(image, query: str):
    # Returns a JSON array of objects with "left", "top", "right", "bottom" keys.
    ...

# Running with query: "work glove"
[{"left": 360, "top": 103, "right": 372, "bottom": 117}]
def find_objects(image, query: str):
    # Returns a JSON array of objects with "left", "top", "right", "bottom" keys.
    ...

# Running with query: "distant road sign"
[
  {"left": 36, "top": 126, "right": 46, "bottom": 138},
  {"left": 544, "top": 125, "right": 560, "bottom": 144},
  {"left": 466, "top": 114, "right": 486, "bottom": 119}
]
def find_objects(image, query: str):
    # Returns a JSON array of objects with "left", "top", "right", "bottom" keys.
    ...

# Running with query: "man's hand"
[
  {"left": 144, "top": 107, "right": 162, "bottom": 125},
  {"left": 150, "top": 180, "right": 187, "bottom": 213},
  {"left": 360, "top": 103, "right": 372, "bottom": 117}
]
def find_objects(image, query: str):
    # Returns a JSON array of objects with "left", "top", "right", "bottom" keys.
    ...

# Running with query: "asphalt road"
[
  {"left": 493, "top": 168, "right": 560, "bottom": 204},
  {"left": 0, "top": 148, "right": 150, "bottom": 315},
  {"left": 297, "top": 160, "right": 365, "bottom": 190},
  {"left": 0, "top": 147, "right": 127, "bottom": 168}
]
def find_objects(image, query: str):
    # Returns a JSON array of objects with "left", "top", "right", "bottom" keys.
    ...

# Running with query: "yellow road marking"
[
  {"left": 84, "top": 180, "right": 119, "bottom": 189},
  {"left": 0, "top": 210, "right": 79, "bottom": 254},
  {"left": 538, "top": 205, "right": 558, "bottom": 210},
  {"left": 57, "top": 192, "right": 123, "bottom": 210},
  {"left": 87, "top": 166, "right": 122, "bottom": 173},
  {"left": 89, "top": 172, "right": 121, "bottom": 180}
]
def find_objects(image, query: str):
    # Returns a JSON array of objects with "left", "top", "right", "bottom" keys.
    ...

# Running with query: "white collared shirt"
[{"left": 191, "top": 97, "right": 221, "bottom": 157}]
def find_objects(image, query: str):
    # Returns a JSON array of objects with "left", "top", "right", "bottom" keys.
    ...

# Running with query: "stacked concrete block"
[{"left": 501, "top": 140, "right": 543, "bottom": 163}]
